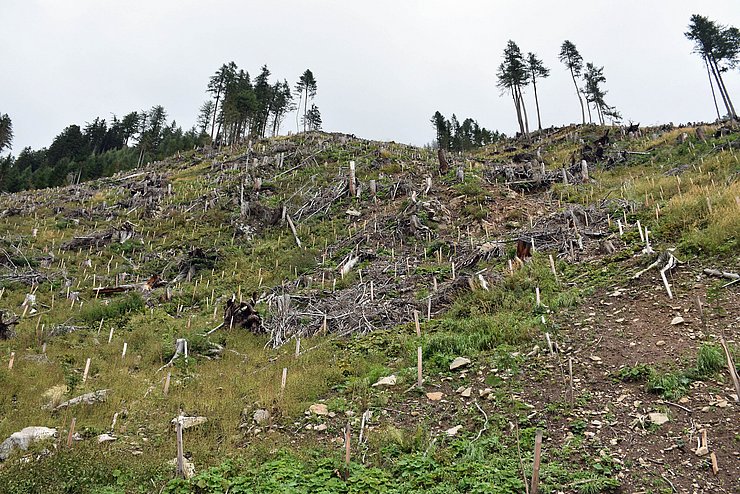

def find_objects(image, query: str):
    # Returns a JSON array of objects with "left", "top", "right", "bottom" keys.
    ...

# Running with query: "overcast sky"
[{"left": 1, "top": 0, "right": 739, "bottom": 153}]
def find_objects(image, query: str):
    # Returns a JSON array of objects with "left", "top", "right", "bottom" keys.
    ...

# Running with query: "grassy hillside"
[{"left": 0, "top": 126, "right": 737, "bottom": 493}]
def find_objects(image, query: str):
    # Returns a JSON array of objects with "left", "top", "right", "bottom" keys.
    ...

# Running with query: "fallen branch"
[
  {"left": 472, "top": 401, "right": 489, "bottom": 442},
  {"left": 719, "top": 335, "right": 740, "bottom": 402}
]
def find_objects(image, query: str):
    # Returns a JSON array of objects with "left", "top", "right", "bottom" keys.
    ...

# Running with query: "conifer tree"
[
  {"left": 685, "top": 14, "right": 739, "bottom": 120},
  {"left": 559, "top": 40, "right": 586, "bottom": 124},
  {"left": 497, "top": 40, "right": 529, "bottom": 136},
  {"left": 0, "top": 113, "right": 12, "bottom": 154},
  {"left": 295, "top": 69, "right": 317, "bottom": 132},
  {"left": 526, "top": 52, "right": 549, "bottom": 131}
]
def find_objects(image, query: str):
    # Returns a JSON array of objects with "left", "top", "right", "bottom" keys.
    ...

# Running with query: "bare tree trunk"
[
  {"left": 512, "top": 88, "right": 525, "bottom": 135},
  {"left": 295, "top": 93, "right": 302, "bottom": 133},
  {"left": 210, "top": 90, "right": 221, "bottom": 141},
  {"left": 303, "top": 88, "right": 309, "bottom": 133},
  {"left": 711, "top": 56, "right": 737, "bottom": 120},
  {"left": 518, "top": 85, "right": 530, "bottom": 135},
  {"left": 532, "top": 76, "right": 543, "bottom": 131},
  {"left": 708, "top": 57, "right": 732, "bottom": 119},
  {"left": 704, "top": 57, "right": 722, "bottom": 121},
  {"left": 569, "top": 66, "right": 585, "bottom": 124}
]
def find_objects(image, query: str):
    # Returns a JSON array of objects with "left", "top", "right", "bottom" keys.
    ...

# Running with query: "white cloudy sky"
[{"left": 1, "top": 0, "right": 738, "bottom": 153}]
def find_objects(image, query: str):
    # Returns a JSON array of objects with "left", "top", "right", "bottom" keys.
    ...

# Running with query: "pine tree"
[
  {"left": 207, "top": 62, "right": 238, "bottom": 140},
  {"left": 526, "top": 52, "right": 549, "bottom": 131},
  {"left": 685, "top": 15, "right": 739, "bottom": 120},
  {"left": 295, "top": 69, "right": 317, "bottom": 133},
  {"left": 497, "top": 40, "right": 529, "bottom": 136},
  {"left": 559, "top": 40, "right": 586, "bottom": 124}
]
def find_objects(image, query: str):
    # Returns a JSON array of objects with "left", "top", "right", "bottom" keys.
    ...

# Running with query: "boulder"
[{"left": 0, "top": 427, "right": 57, "bottom": 461}]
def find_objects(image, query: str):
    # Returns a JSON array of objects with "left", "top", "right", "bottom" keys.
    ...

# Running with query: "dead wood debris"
[{"left": 0, "top": 310, "right": 19, "bottom": 340}]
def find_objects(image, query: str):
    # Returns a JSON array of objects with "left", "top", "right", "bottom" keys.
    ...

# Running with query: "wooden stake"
[
  {"left": 344, "top": 422, "right": 351, "bottom": 479},
  {"left": 295, "top": 338, "right": 301, "bottom": 357},
  {"left": 8, "top": 351, "right": 15, "bottom": 370},
  {"left": 82, "top": 357, "right": 91, "bottom": 383},
  {"left": 108, "top": 327, "right": 114, "bottom": 344},
  {"left": 535, "top": 287, "right": 541, "bottom": 307},
  {"left": 568, "top": 358, "right": 574, "bottom": 405},
  {"left": 531, "top": 430, "right": 543, "bottom": 494},
  {"left": 281, "top": 367, "right": 288, "bottom": 394},
  {"left": 111, "top": 412, "right": 118, "bottom": 432},
  {"left": 67, "top": 418, "right": 76, "bottom": 448},
  {"left": 164, "top": 372, "right": 171, "bottom": 395},
  {"left": 121, "top": 342, "right": 127, "bottom": 359},
  {"left": 710, "top": 452, "right": 719, "bottom": 475},
  {"left": 417, "top": 346, "right": 423, "bottom": 388},
  {"left": 176, "top": 418, "right": 185, "bottom": 478},
  {"left": 413, "top": 310, "right": 421, "bottom": 337}
]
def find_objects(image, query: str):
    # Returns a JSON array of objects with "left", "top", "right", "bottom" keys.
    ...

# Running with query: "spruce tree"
[{"left": 559, "top": 40, "right": 586, "bottom": 124}]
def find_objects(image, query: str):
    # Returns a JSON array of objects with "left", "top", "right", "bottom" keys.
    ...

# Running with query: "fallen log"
[{"left": 93, "top": 275, "right": 165, "bottom": 296}]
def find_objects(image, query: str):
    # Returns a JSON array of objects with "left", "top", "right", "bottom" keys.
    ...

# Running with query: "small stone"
[
  {"left": 678, "top": 397, "right": 689, "bottom": 404},
  {"left": 253, "top": 409, "right": 270, "bottom": 425},
  {"left": 479, "top": 388, "right": 492, "bottom": 398},
  {"left": 309, "top": 404, "right": 329, "bottom": 416},
  {"left": 426, "top": 392, "right": 443, "bottom": 401},
  {"left": 648, "top": 412, "right": 669, "bottom": 425},
  {"left": 656, "top": 340, "right": 666, "bottom": 347},
  {"left": 328, "top": 412, "right": 336, "bottom": 418},
  {"left": 314, "top": 424, "right": 328, "bottom": 432},
  {"left": 97, "top": 433, "right": 116, "bottom": 443},
  {"left": 305, "top": 424, "right": 313, "bottom": 430},
  {"left": 460, "top": 387, "right": 472, "bottom": 398},
  {"left": 171, "top": 416, "right": 208, "bottom": 429},
  {"left": 589, "top": 356, "right": 602, "bottom": 362},
  {"left": 450, "top": 357, "right": 471, "bottom": 370},
  {"left": 371, "top": 375, "right": 397, "bottom": 387},
  {"left": 671, "top": 316, "right": 685, "bottom": 325},
  {"left": 445, "top": 425, "right": 462, "bottom": 437}
]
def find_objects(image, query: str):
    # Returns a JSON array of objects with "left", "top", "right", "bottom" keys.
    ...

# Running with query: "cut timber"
[
  {"left": 703, "top": 268, "right": 740, "bottom": 284},
  {"left": 93, "top": 275, "right": 165, "bottom": 296},
  {"left": 633, "top": 251, "right": 681, "bottom": 298},
  {"left": 348, "top": 161, "right": 357, "bottom": 197},
  {"left": 286, "top": 214, "right": 302, "bottom": 248},
  {"left": 719, "top": 336, "right": 740, "bottom": 402}
]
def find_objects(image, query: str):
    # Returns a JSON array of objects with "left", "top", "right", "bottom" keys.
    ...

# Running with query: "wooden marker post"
[
  {"left": 413, "top": 311, "right": 421, "bottom": 337},
  {"left": 281, "top": 367, "right": 288, "bottom": 395},
  {"left": 67, "top": 418, "right": 76, "bottom": 448},
  {"left": 295, "top": 338, "right": 301, "bottom": 358},
  {"left": 82, "top": 358, "right": 91, "bottom": 383},
  {"left": 8, "top": 352, "right": 15, "bottom": 370},
  {"left": 535, "top": 287, "right": 541, "bottom": 307},
  {"left": 176, "top": 418, "right": 185, "bottom": 478},
  {"left": 164, "top": 372, "right": 171, "bottom": 396},
  {"left": 531, "top": 430, "right": 543, "bottom": 494},
  {"left": 108, "top": 327, "right": 114, "bottom": 344},
  {"left": 344, "top": 422, "right": 351, "bottom": 480},
  {"left": 121, "top": 342, "right": 127, "bottom": 359},
  {"left": 417, "top": 347, "right": 423, "bottom": 388}
]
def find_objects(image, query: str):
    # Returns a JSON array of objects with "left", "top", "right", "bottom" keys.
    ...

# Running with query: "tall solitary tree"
[
  {"left": 0, "top": 113, "right": 12, "bottom": 154},
  {"left": 559, "top": 40, "right": 586, "bottom": 124},
  {"left": 685, "top": 15, "right": 739, "bottom": 120},
  {"left": 526, "top": 52, "right": 550, "bottom": 131},
  {"left": 294, "top": 69, "right": 317, "bottom": 133},
  {"left": 497, "top": 40, "right": 530, "bottom": 136}
]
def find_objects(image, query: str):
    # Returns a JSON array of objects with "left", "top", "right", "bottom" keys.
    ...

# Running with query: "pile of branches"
[{"left": 62, "top": 221, "right": 136, "bottom": 250}]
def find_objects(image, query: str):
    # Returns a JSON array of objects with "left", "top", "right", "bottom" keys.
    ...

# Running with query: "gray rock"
[
  {"left": 54, "top": 389, "right": 109, "bottom": 411},
  {"left": 450, "top": 357, "right": 471, "bottom": 370},
  {"left": 253, "top": 409, "right": 270, "bottom": 425},
  {"left": 0, "top": 427, "right": 57, "bottom": 461}
]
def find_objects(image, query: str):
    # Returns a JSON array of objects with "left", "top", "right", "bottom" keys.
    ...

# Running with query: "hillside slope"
[{"left": 0, "top": 126, "right": 738, "bottom": 493}]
